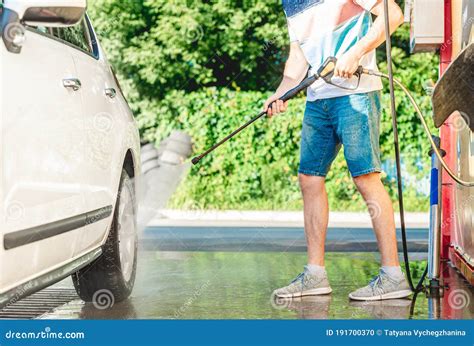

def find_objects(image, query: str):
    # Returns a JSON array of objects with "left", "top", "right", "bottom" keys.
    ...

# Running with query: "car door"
[
  {"left": 1, "top": 25, "right": 87, "bottom": 293},
  {"left": 56, "top": 16, "right": 125, "bottom": 255}
]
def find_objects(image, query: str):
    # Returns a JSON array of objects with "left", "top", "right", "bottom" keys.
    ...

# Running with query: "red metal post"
[{"left": 439, "top": 0, "right": 454, "bottom": 261}]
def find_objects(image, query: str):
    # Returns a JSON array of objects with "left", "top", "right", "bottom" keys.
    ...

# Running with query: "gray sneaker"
[
  {"left": 272, "top": 267, "right": 332, "bottom": 298},
  {"left": 348, "top": 270, "right": 412, "bottom": 301}
]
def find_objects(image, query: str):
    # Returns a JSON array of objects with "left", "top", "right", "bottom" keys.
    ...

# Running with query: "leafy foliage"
[
  {"left": 88, "top": 1, "right": 439, "bottom": 211},
  {"left": 89, "top": 0, "right": 287, "bottom": 100}
]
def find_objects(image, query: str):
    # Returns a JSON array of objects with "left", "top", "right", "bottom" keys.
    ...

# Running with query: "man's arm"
[
  {"left": 263, "top": 42, "right": 309, "bottom": 117},
  {"left": 334, "top": 0, "right": 404, "bottom": 78}
]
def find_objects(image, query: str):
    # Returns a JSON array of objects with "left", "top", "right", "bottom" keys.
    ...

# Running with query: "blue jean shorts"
[{"left": 299, "top": 91, "right": 382, "bottom": 178}]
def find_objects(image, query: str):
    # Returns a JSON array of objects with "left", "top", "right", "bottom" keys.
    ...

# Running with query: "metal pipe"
[{"left": 427, "top": 136, "right": 444, "bottom": 282}]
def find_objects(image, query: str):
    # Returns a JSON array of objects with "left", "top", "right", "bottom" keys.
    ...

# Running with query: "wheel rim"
[{"left": 117, "top": 179, "right": 136, "bottom": 282}]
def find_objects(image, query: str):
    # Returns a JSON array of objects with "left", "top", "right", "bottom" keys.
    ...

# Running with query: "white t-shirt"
[{"left": 283, "top": 0, "right": 383, "bottom": 100}]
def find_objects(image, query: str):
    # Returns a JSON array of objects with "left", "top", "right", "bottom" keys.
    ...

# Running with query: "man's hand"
[
  {"left": 263, "top": 94, "right": 288, "bottom": 117},
  {"left": 264, "top": 42, "right": 307, "bottom": 117},
  {"left": 334, "top": 49, "right": 362, "bottom": 79},
  {"left": 334, "top": 0, "right": 404, "bottom": 80}
]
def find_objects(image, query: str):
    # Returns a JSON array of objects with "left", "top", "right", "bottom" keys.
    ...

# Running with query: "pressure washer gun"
[{"left": 191, "top": 57, "right": 339, "bottom": 165}]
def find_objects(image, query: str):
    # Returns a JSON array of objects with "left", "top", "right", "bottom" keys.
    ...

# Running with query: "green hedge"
[
  {"left": 89, "top": 1, "right": 439, "bottom": 211},
  {"left": 138, "top": 77, "right": 435, "bottom": 211},
  {"left": 138, "top": 88, "right": 302, "bottom": 209}
]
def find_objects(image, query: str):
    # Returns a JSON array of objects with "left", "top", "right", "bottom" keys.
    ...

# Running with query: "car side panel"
[
  {"left": 70, "top": 22, "right": 140, "bottom": 256},
  {"left": 0, "top": 29, "right": 87, "bottom": 294}
]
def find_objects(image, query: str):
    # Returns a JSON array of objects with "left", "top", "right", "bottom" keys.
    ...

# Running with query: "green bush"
[
  {"left": 88, "top": 0, "right": 287, "bottom": 100},
  {"left": 138, "top": 85, "right": 434, "bottom": 211},
  {"left": 88, "top": 1, "right": 439, "bottom": 211},
  {"left": 138, "top": 88, "right": 303, "bottom": 209}
]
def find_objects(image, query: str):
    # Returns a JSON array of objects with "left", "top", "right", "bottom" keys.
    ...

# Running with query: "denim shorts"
[{"left": 299, "top": 91, "right": 382, "bottom": 178}]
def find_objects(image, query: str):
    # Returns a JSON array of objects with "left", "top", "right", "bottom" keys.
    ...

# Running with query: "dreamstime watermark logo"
[
  {"left": 440, "top": 195, "right": 474, "bottom": 231},
  {"left": 92, "top": 289, "right": 115, "bottom": 310},
  {"left": 187, "top": 199, "right": 208, "bottom": 219},
  {"left": 262, "top": 31, "right": 285, "bottom": 52},
  {"left": 451, "top": 112, "right": 471, "bottom": 132},
  {"left": 5, "top": 326, "right": 85, "bottom": 340},
  {"left": 270, "top": 275, "right": 322, "bottom": 310},
  {"left": 3, "top": 22, "right": 26, "bottom": 45},
  {"left": 174, "top": 280, "right": 210, "bottom": 317},
  {"left": 347, "top": 124, "right": 368, "bottom": 142},
  {"left": 6, "top": 200, "right": 25, "bottom": 221},
  {"left": 85, "top": 205, "right": 112, "bottom": 225},
  {"left": 270, "top": 293, "right": 293, "bottom": 310},
  {"left": 93, "top": 112, "right": 114, "bottom": 132},
  {"left": 366, "top": 200, "right": 381, "bottom": 219},
  {"left": 5, "top": 282, "right": 33, "bottom": 309},
  {"left": 441, "top": 15, "right": 473, "bottom": 52},
  {"left": 94, "top": 15, "right": 121, "bottom": 39},
  {"left": 447, "top": 289, "right": 470, "bottom": 310},
  {"left": 350, "top": 300, "right": 373, "bottom": 318},
  {"left": 183, "top": 24, "right": 204, "bottom": 43}
]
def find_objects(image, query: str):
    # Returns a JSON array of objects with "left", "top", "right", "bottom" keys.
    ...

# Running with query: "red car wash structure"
[
  {"left": 409, "top": 0, "right": 473, "bottom": 319},
  {"left": 437, "top": 0, "right": 473, "bottom": 285},
  {"left": 408, "top": 1, "right": 473, "bottom": 320},
  {"left": 411, "top": 0, "right": 473, "bottom": 283}
]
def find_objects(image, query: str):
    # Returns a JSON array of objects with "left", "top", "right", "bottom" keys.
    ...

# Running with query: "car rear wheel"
[{"left": 72, "top": 169, "right": 137, "bottom": 304}]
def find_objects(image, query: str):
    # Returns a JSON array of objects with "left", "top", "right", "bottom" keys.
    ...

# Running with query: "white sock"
[
  {"left": 305, "top": 264, "right": 326, "bottom": 275},
  {"left": 381, "top": 266, "right": 404, "bottom": 278}
]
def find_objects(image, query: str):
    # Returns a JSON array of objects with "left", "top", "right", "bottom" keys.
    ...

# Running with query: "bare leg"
[
  {"left": 353, "top": 172, "right": 399, "bottom": 266},
  {"left": 299, "top": 174, "right": 328, "bottom": 266}
]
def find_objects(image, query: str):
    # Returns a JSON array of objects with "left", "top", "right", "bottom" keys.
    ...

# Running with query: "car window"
[
  {"left": 35, "top": 26, "right": 50, "bottom": 35},
  {"left": 26, "top": 17, "right": 95, "bottom": 57},
  {"left": 51, "top": 19, "right": 92, "bottom": 54}
]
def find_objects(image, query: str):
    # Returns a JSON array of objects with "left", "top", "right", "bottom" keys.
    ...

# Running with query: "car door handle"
[
  {"left": 63, "top": 78, "right": 82, "bottom": 91},
  {"left": 104, "top": 88, "right": 117, "bottom": 98}
]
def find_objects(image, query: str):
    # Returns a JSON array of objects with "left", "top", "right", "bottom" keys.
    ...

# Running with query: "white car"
[{"left": 0, "top": 0, "right": 141, "bottom": 307}]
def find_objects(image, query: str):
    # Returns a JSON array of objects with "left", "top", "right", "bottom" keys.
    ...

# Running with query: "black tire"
[{"left": 72, "top": 169, "right": 138, "bottom": 303}]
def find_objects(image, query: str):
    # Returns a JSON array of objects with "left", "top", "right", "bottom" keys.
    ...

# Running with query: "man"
[{"left": 266, "top": 0, "right": 409, "bottom": 301}]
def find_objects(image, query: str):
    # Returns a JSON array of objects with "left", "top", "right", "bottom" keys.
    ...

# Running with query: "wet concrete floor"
[{"left": 41, "top": 251, "right": 473, "bottom": 319}]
